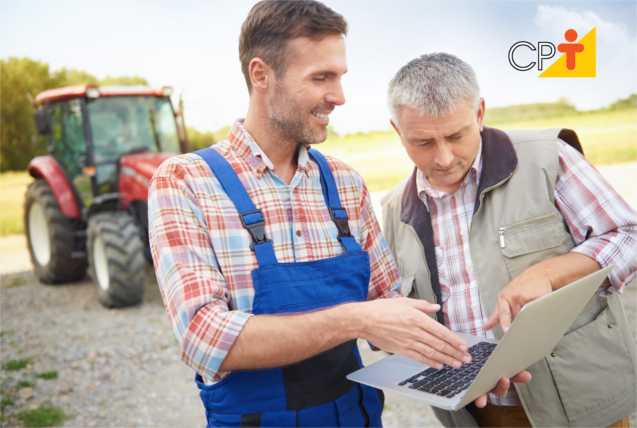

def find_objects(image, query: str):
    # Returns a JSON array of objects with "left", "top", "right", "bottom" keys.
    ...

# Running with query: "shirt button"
[
  {"left": 454, "top": 193, "right": 460, "bottom": 199},
  {"left": 466, "top": 266, "right": 472, "bottom": 273},
  {"left": 460, "top": 230, "right": 465, "bottom": 236},
  {"left": 296, "top": 230, "right": 302, "bottom": 237},
  {"left": 256, "top": 169, "right": 262, "bottom": 174},
  {"left": 470, "top": 304, "right": 477, "bottom": 310}
]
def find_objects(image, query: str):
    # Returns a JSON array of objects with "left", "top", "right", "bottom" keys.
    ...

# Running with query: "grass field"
[
  {"left": 322, "top": 108, "right": 636, "bottom": 193},
  {"left": 1, "top": 108, "right": 635, "bottom": 237},
  {"left": 0, "top": 171, "right": 32, "bottom": 236}
]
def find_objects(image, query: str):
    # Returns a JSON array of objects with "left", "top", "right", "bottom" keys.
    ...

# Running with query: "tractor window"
[
  {"left": 154, "top": 99, "right": 180, "bottom": 154},
  {"left": 87, "top": 96, "right": 180, "bottom": 164},
  {"left": 49, "top": 99, "right": 86, "bottom": 180}
]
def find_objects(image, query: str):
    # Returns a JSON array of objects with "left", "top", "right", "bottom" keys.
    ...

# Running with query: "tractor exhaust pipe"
[{"left": 175, "top": 89, "right": 190, "bottom": 153}]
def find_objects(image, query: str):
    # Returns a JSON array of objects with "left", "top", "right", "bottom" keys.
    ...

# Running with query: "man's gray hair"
[{"left": 388, "top": 53, "right": 480, "bottom": 126}]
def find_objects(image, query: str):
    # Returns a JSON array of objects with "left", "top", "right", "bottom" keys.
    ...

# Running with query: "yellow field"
[
  {"left": 492, "top": 109, "right": 637, "bottom": 166},
  {"left": 0, "top": 171, "right": 32, "bottom": 236},
  {"left": 322, "top": 108, "right": 637, "bottom": 193},
  {"left": 1, "top": 108, "right": 635, "bottom": 236}
]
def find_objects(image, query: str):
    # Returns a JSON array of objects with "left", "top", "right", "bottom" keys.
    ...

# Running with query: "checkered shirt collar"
[{"left": 227, "top": 120, "right": 309, "bottom": 175}]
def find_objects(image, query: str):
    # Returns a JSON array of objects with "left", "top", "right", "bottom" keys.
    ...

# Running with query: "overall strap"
[
  {"left": 307, "top": 149, "right": 362, "bottom": 253},
  {"left": 195, "top": 148, "right": 278, "bottom": 267}
]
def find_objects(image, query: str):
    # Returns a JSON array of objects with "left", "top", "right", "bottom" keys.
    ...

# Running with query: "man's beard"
[{"left": 267, "top": 83, "right": 329, "bottom": 146}]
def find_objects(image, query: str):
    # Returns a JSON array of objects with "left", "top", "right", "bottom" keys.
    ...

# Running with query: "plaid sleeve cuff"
[
  {"left": 181, "top": 305, "right": 253, "bottom": 382},
  {"left": 571, "top": 232, "right": 637, "bottom": 296}
]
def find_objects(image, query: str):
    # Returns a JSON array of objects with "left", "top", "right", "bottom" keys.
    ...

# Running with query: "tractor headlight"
[
  {"left": 86, "top": 87, "right": 100, "bottom": 99},
  {"left": 161, "top": 86, "right": 173, "bottom": 97}
]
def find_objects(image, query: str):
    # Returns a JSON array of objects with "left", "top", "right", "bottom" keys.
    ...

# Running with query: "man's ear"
[
  {"left": 476, "top": 98, "right": 486, "bottom": 132},
  {"left": 249, "top": 58, "right": 271, "bottom": 93},
  {"left": 390, "top": 118, "right": 402, "bottom": 138}
]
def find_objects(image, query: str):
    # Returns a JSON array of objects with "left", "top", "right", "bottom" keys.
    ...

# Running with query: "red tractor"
[{"left": 25, "top": 85, "right": 188, "bottom": 308}]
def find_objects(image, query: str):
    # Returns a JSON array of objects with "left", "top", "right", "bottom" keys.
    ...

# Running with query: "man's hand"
[
  {"left": 221, "top": 297, "right": 471, "bottom": 372},
  {"left": 481, "top": 273, "right": 553, "bottom": 333},
  {"left": 357, "top": 298, "right": 472, "bottom": 369},
  {"left": 481, "top": 253, "right": 604, "bottom": 333},
  {"left": 473, "top": 371, "right": 533, "bottom": 408}
]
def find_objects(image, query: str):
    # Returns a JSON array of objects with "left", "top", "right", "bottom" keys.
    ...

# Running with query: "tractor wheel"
[
  {"left": 24, "top": 179, "right": 87, "bottom": 283},
  {"left": 87, "top": 212, "right": 146, "bottom": 308}
]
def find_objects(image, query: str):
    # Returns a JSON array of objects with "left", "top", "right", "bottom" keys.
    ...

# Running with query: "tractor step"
[
  {"left": 75, "top": 230, "right": 87, "bottom": 238},
  {"left": 71, "top": 251, "right": 87, "bottom": 259}
]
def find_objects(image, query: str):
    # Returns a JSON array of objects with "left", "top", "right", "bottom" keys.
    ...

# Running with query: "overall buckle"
[
  {"left": 329, "top": 207, "right": 352, "bottom": 240},
  {"left": 240, "top": 209, "right": 271, "bottom": 249}
]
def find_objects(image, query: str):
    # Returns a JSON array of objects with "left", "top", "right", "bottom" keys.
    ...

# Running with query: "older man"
[
  {"left": 147, "top": 4, "right": 494, "bottom": 427},
  {"left": 381, "top": 53, "right": 636, "bottom": 428}
]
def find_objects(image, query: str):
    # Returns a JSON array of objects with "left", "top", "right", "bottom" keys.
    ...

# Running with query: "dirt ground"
[{"left": 1, "top": 162, "right": 636, "bottom": 427}]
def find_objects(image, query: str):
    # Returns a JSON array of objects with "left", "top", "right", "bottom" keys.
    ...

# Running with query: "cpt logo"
[{"left": 509, "top": 28, "right": 596, "bottom": 78}]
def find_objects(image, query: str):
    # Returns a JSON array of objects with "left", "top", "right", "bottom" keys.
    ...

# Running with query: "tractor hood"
[
  {"left": 119, "top": 152, "right": 177, "bottom": 204},
  {"left": 120, "top": 152, "right": 176, "bottom": 186}
]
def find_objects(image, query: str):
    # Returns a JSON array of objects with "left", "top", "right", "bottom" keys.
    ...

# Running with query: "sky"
[{"left": 1, "top": 1, "right": 635, "bottom": 135}]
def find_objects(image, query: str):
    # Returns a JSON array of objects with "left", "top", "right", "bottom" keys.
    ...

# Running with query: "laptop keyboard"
[{"left": 398, "top": 341, "right": 497, "bottom": 399}]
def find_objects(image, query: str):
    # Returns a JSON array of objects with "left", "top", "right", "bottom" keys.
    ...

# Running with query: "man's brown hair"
[{"left": 239, "top": 0, "right": 347, "bottom": 93}]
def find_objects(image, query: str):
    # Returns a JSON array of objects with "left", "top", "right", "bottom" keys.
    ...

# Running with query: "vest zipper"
[
  {"left": 470, "top": 172, "right": 515, "bottom": 239},
  {"left": 469, "top": 171, "right": 515, "bottom": 342},
  {"left": 463, "top": 172, "right": 515, "bottom": 426},
  {"left": 498, "top": 213, "right": 559, "bottom": 248}
]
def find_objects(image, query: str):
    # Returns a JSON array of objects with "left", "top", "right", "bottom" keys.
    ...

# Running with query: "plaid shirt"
[
  {"left": 149, "top": 121, "right": 401, "bottom": 384},
  {"left": 417, "top": 139, "right": 637, "bottom": 405}
]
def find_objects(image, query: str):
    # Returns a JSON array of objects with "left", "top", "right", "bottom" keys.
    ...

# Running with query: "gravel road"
[{"left": 1, "top": 162, "right": 636, "bottom": 427}]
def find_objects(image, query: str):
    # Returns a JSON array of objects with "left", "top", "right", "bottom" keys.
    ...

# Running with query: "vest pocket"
[
  {"left": 546, "top": 298, "right": 636, "bottom": 423},
  {"left": 499, "top": 213, "right": 567, "bottom": 279}
]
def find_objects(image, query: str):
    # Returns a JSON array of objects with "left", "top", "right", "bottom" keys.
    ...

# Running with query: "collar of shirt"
[
  {"left": 416, "top": 139, "right": 483, "bottom": 210},
  {"left": 228, "top": 120, "right": 309, "bottom": 179}
]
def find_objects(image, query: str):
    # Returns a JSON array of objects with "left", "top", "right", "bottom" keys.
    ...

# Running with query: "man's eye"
[
  {"left": 452, "top": 135, "right": 462, "bottom": 140},
  {"left": 314, "top": 77, "right": 326, "bottom": 82}
]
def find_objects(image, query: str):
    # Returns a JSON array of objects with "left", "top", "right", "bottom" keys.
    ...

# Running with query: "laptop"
[{"left": 347, "top": 266, "right": 614, "bottom": 411}]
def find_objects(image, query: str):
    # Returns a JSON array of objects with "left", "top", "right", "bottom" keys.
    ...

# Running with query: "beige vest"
[{"left": 381, "top": 127, "right": 636, "bottom": 427}]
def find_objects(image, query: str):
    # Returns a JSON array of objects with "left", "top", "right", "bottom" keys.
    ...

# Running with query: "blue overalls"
[{"left": 193, "top": 147, "right": 384, "bottom": 427}]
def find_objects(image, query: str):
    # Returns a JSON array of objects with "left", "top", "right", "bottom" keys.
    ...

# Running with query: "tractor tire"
[
  {"left": 87, "top": 212, "right": 146, "bottom": 308},
  {"left": 24, "top": 179, "right": 87, "bottom": 283}
]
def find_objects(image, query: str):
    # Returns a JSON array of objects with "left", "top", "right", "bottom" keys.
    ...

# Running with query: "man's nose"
[
  {"left": 434, "top": 144, "right": 454, "bottom": 167},
  {"left": 326, "top": 80, "right": 346, "bottom": 106}
]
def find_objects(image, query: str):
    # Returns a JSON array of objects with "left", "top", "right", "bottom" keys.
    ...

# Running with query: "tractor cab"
[{"left": 26, "top": 85, "right": 189, "bottom": 307}]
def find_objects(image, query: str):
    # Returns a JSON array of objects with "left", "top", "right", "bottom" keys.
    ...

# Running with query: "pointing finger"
[
  {"left": 499, "top": 298, "right": 512, "bottom": 333},
  {"left": 481, "top": 307, "right": 500, "bottom": 331}
]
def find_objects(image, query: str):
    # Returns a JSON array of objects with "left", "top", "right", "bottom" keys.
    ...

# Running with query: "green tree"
[
  {"left": 484, "top": 98, "right": 578, "bottom": 125},
  {"left": 608, "top": 94, "right": 636, "bottom": 110},
  {"left": 187, "top": 126, "right": 216, "bottom": 151},
  {"left": 186, "top": 125, "right": 232, "bottom": 152},
  {"left": 98, "top": 75, "right": 148, "bottom": 86},
  {"left": 0, "top": 57, "right": 150, "bottom": 171},
  {"left": 1, "top": 58, "right": 56, "bottom": 171},
  {"left": 211, "top": 125, "right": 231, "bottom": 144},
  {"left": 53, "top": 68, "right": 99, "bottom": 86}
]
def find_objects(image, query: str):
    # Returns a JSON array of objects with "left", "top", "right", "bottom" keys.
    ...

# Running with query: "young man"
[
  {"left": 382, "top": 52, "right": 636, "bottom": 427},
  {"left": 148, "top": 3, "right": 517, "bottom": 427}
]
